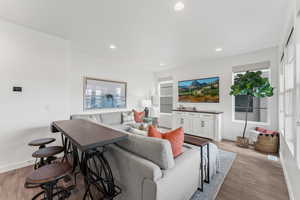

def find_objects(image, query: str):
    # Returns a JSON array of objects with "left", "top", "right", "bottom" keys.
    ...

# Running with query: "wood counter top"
[
  {"left": 172, "top": 109, "right": 223, "bottom": 114},
  {"left": 51, "top": 119, "right": 128, "bottom": 151}
]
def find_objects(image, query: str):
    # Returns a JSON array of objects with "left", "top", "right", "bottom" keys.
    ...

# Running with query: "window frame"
[
  {"left": 231, "top": 69, "right": 271, "bottom": 126},
  {"left": 280, "top": 27, "right": 297, "bottom": 157},
  {"left": 158, "top": 80, "right": 173, "bottom": 115}
]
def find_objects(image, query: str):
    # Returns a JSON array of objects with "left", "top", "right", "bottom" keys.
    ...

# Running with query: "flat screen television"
[{"left": 178, "top": 77, "right": 219, "bottom": 103}]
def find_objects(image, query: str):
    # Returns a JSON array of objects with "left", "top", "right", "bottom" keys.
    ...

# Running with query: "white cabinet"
[{"left": 172, "top": 111, "right": 222, "bottom": 141}]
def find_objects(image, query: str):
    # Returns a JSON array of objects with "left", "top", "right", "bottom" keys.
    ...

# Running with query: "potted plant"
[{"left": 230, "top": 71, "right": 274, "bottom": 148}]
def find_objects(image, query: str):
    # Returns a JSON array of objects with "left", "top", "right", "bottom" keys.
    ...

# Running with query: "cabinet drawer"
[
  {"left": 187, "top": 113, "right": 201, "bottom": 117},
  {"left": 199, "top": 114, "right": 214, "bottom": 119},
  {"left": 174, "top": 111, "right": 189, "bottom": 116}
]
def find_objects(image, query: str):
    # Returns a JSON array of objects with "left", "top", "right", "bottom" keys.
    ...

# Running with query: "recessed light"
[
  {"left": 215, "top": 48, "right": 223, "bottom": 52},
  {"left": 109, "top": 44, "right": 117, "bottom": 49},
  {"left": 160, "top": 63, "right": 166, "bottom": 66},
  {"left": 174, "top": 2, "right": 184, "bottom": 11}
]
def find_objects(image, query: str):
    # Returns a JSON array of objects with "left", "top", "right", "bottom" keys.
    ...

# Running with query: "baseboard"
[
  {"left": 279, "top": 151, "right": 295, "bottom": 200},
  {"left": 0, "top": 159, "right": 35, "bottom": 174}
]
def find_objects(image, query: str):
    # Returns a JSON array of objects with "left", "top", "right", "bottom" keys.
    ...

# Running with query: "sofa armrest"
[{"left": 154, "top": 147, "right": 200, "bottom": 200}]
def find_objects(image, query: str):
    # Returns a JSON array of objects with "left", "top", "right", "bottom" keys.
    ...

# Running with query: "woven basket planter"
[
  {"left": 236, "top": 136, "right": 250, "bottom": 148},
  {"left": 255, "top": 134, "right": 279, "bottom": 153}
]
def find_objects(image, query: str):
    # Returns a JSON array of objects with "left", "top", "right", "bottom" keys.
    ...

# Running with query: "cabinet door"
[
  {"left": 175, "top": 116, "right": 183, "bottom": 128},
  {"left": 183, "top": 117, "right": 192, "bottom": 133},
  {"left": 191, "top": 118, "right": 203, "bottom": 137},
  {"left": 201, "top": 119, "right": 214, "bottom": 139}
]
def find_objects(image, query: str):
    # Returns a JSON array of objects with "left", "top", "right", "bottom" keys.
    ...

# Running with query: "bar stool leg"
[{"left": 44, "top": 183, "right": 54, "bottom": 200}]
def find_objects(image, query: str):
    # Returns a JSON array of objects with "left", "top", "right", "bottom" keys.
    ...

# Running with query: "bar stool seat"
[
  {"left": 28, "top": 138, "right": 56, "bottom": 148},
  {"left": 25, "top": 162, "right": 73, "bottom": 200},
  {"left": 26, "top": 162, "right": 71, "bottom": 184},
  {"left": 32, "top": 146, "right": 64, "bottom": 158},
  {"left": 32, "top": 146, "right": 64, "bottom": 169}
]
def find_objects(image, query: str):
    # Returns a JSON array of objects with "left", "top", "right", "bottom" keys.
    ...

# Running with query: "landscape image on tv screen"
[{"left": 178, "top": 77, "right": 219, "bottom": 103}]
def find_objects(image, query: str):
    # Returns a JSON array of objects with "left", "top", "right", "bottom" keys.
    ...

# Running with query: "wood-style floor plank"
[
  {"left": 0, "top": 141, "right": 289, "bottom": 200},
  {"left": 216, "top": 141, "right": 289, "bottom": 200}
]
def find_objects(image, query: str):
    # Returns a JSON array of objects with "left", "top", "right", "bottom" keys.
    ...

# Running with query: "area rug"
[{"left": 190, "top": 150, "right": 236, "bottom": 200}]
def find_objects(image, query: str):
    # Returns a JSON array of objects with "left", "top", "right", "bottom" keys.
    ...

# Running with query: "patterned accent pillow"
[
  {"left": 133, "top": 110, "right": 145, "bottom": 123},
  {"left": 122, "top": 111, "right": 134, "bottom": 124}
]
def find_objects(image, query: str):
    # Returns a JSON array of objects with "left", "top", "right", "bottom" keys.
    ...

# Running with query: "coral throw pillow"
[
  {"left": 133, "top": 110, "right": 144, "bottom": 123},
  {"left": 148, "top": 125, "right": 163, "bottom": 138},
  {"left": 148, "top": 125, "right": 184, "bottom": 157}
]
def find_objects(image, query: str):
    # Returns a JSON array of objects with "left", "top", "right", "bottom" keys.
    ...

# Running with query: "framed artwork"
[
  {"left": 178, "top": 77, "right": 219, "bottom": 103},
  {"left": 83, "top": 77, "right": 127, "bottom": 110}
]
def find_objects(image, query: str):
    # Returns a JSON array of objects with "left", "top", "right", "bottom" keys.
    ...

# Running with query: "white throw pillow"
[{"left": 122, "top": 111, "right": 134, "bottom": 124}]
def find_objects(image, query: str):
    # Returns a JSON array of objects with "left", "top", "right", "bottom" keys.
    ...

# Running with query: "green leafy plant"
[{"left": 230, "top": 71, "right": 274, "bottom": 138}]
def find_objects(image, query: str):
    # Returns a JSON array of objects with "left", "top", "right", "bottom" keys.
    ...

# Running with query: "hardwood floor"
[
  {"left": 0, "top": 140, "right": 289, "bottom": 200},
  {"left": 216, "top": 140, "right": 289, "bottom": 200}
]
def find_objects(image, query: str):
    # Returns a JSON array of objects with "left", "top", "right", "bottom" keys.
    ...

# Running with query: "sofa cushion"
[
  {"left": 116, "top": 133, "right": 175, "bottom": 170},
  {"left": 127, "top": 127, "right": 148, "bottom": 136},
  {"left": 101, "top": 112, "right": 122, "bottom": 125},
  {"left": 70, "top": 114, "right": 101, "bottom": 123},
  {"left": 121, "top": 111, "right": 135, "bottom": 124}
]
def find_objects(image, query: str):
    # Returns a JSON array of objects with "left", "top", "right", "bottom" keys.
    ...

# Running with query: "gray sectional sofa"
[{"left": 71, "top": 111, "right": 219, "bottom": 200}]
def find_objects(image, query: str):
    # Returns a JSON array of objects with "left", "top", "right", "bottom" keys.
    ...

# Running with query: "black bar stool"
[
  {"left": 25, "top": 162, "right": 73, "bottom": 200},
  {"left": 32, "top": 146, "right": 64, "bottom": 169}
]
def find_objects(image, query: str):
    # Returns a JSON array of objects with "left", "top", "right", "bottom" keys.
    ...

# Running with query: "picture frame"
[
  {"left": 178, "top": 76, "right": 219, "bottom": 103},
  {"left": 83, "top": 77, "right": 127, "bottom": 110}
]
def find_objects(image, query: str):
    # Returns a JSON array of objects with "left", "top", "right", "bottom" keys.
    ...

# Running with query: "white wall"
[
  {"left": 0, "top": 19, "right": 154, "bottom": 172},
  {"left": 155, "top": 47, "right": 278, "bottom": 140},
  {"left": 0, "top": 19, "right": 70, "bottom": 172},
  {"left": 69, "top": 49, "right": 154, "bottom": 115}
]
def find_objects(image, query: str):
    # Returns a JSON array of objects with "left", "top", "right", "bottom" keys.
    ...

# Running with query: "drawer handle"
[{"left": 201, "top": 121, "right": 204, "bottom": 127}]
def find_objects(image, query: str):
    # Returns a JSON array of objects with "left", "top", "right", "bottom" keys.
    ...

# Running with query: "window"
[
  {"left": 233, "top": 69, "right": 270, "bottom": 124},
  {"left": 159, "top": 81, "right": 173, "bottom": 114},
  {"left": 280, "top": 27, "right": 296, "bottom": 155}
]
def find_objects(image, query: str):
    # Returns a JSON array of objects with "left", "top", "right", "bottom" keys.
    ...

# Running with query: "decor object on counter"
[
  {"left": 229, "top": 71, "right": 274, "bottom": 148},
  {"left": 133, "top": 109, "right": 145, "bottom": 123},
  {"left": 178, "top": 77, "right": 219, "bottom": 103},
  {"left": 83, "top": 77, "right": 127, "bottom": 110},
  {"left": 141, "top": 99, "right": 152, "bottom": 118},
  {"left": 148, "top": 125, "right": 184, "bottom": 157},
  {"left": 143, "top": 117, "right": 158, "bottom": 127},
  {"left": 150, "top": 106, "right": 159, "bottom": 126}
]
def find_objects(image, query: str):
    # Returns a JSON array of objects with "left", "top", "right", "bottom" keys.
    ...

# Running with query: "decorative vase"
[{"left": 236, "top": 136, "right": 249, "bottom": 148}]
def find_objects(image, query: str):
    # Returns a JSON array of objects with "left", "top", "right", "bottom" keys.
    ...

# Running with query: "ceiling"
[{"left": 0, "top": 0, "right": 289, "bottom": 71}]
